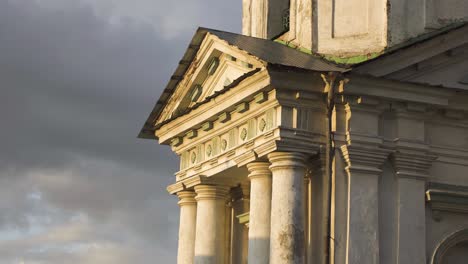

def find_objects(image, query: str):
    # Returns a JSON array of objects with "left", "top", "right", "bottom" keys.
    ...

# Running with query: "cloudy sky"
[{"left": 0, "top": 0, "right": 240, "bottom": 262}]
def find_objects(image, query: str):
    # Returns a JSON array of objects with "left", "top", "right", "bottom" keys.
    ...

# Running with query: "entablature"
[{"left": 167, "top": 86, "right": 327, "bottom": 181}]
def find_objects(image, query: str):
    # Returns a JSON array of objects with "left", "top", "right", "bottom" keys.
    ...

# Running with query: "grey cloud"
[{"left": 0, "top": 0, "right": 240, "bottom": 262}]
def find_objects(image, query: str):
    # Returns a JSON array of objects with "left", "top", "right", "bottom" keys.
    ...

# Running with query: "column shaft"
[
  {"left": 177, "top": 191, "right": 197, "bottom": 264},
  {"left": 268, "top": 152, "right": 306, "bottom": 264},
  {"left": 193, "top": 185, "right": 230, "bottom": 264},
  {"left": 247, "top": 162, "right": 272, "bottom": 264}
]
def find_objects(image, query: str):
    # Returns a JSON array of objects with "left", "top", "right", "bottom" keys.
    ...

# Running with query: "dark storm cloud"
[
  {"left": 0, "top": 0, "right": 241, "bottom": 262},
  {"left": 0, "top": 0, "right": 178, "bottom": 172}
]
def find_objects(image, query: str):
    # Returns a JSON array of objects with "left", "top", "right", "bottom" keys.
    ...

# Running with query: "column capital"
[
  {"left": 392, "top": 151, "right": 437, "bottom": 180},
  {"left": 247, "top": 162, "right": 272, "bottom": 179},
  {"left": 177, "top": 190, "right": 197, "bottom": 206},
  {"left": 194, "top": 184, "right": 230, "bottom": 201},
  {"left": 340, "top": 144, "right": 392, "bottom": 175},
  {"left": 268, "top": 152, "right": 307, "bottom": 171}
]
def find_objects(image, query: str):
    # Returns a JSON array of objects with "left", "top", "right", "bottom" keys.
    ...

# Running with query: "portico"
[
  {"left": 139, "top": 14, "right": 468, "bottom": 264},
  {"left": 136, "top": 28, "right": 345, "bottom": 263}
]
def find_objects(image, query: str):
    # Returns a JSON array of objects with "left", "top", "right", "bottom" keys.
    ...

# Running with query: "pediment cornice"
[{"left": 156, "top": 33, "right": 265, "bottom": 128}]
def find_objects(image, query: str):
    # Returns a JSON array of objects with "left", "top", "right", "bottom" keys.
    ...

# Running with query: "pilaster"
[
  {"left": 340, "top": 144, "right": 391, "bottom": 264},
  {"left": 389, "top": 104, "right": 437, "bottom": 264},
  {"left": 392, "top": 150, "right": 436, "bottom": 264}
]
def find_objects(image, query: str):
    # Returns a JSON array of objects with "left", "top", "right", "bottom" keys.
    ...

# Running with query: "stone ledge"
[{"left": 426, "top": 182, "right": 468, "bottom": 214}]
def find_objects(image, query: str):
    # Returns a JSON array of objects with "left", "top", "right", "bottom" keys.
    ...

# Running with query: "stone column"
[
  {"left": 268, "top": 152, "right": 307, "bottom": 264},
  {"left": 231, "top": 183, "right": 250, "bottom": 264},
  {"left": 340, "top": 145, "right": 391, "bottom": 264},
  {"left": 193, "top": 184, "right": 230, "bottom": 264},
  {"left": 393, "top": 151, "right": 435, "bottom": 264},
  {"left": 177, "top": 191, "right": 197, "bottom": 264},
  {"left": 247, "top": 162, "right": 272, "bottom": 264}
]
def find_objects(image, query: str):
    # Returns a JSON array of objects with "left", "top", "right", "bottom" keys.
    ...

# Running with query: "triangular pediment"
[
  {"left": 138, "top": 27, "right": 347, "bottom": 140},
  {"left": 156, "top": 33, "right": 264, "bottom": 125}
]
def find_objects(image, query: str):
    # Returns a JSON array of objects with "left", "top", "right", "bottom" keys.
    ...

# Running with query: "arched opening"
[
  {"left": 432, "top": 229, "right": 468, "bottom": 264},
  {"left": 441, "top": 240, "right": 468, "bottom": 264}
]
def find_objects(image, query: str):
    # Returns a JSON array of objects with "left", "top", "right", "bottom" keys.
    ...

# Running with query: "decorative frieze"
[
  {"left": 181, "top": 152, "right": 190, "bottom": 170},
  {"left": 228, "top": 129, "right": 236, "bottom": 149},
  {"left": 258, "top": 118, "right": 266, "bottom": 132},
  {"left": 206, "top": 144, "right": 213, "bottom": 157},
  {"left": 247, "top": 119, "right": 256, "bottom": 140},
  {"left": 221, "top": 139, "right": 228, "bottom": 151},
  {"left": 174, "top": 102, "right": 327, "bottom": 175},
  {"left": 212, "top": 137, "right": 219, "bottom": 156},
  {"left": 265, "top": 109, "right": 275, "bottom": 131},
  {"left": 177, "top": 108, "right": 277, "bottom": 172},
  {"left": 240, "top": 128, "right": 248, "bottom": 141}
]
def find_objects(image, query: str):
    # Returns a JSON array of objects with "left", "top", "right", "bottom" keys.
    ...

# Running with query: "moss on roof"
[
  {"left": 274, "top": 21, "right": 468, "bottom": 66},
  {"left": 274, "top": 39, "right": 381, "bottom": 65}
]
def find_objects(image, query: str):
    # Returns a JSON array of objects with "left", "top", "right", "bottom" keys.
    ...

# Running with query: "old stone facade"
[{"left": 139, "top": 1, "right": 468, "bottom": 263}]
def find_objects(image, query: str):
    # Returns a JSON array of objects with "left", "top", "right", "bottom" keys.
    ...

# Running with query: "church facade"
[{"left": 139, "top": 1, "right": 468, "bottom": 263}]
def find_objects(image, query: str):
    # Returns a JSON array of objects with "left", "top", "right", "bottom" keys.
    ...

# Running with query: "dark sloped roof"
[
  {"left": 138, "top": 27, "right": 349, "bottom": 139},
  {"left": 206, "top": 28, "right": 348, "bottom": 72},
  {"left": 139, "top": 24, "right": 468, "bottom": 140},
  {"left": 353, "top": 22, "right": 468, "bottom": 70}
]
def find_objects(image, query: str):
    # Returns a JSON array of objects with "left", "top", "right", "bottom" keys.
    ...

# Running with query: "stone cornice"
[
  {"left": 344, "top": 74, "right": 453, "bottom": 106},
  {"left": 426, "top": 182, "right": 468, "bottom": 215},
  {"left": 430, "top": 144, "right": 468, "bottom": 166}
]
